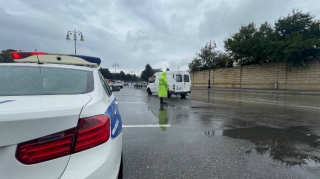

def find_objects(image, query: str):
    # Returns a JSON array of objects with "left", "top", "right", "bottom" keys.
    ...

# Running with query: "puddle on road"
[{"left": 205, "top": 126, "right": 320, "bottom": 167}]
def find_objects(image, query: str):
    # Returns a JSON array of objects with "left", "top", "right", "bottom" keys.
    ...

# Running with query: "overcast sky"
[{"left": 1, "top": 0, "right": 319, "bottom": 75}]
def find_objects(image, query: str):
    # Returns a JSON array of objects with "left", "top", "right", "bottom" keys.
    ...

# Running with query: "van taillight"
[
  {"left": 173, "top": 85, "right": 175, "bottom": 90},
  {"left": 16, "top": 115, "right": 110, "bottom": 165}
]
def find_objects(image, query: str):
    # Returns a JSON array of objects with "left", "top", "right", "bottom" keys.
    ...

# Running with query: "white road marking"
[
  {"left": 210, "top": 97, "right": 320, "bottom": 110},
  {"left": 123, "top": 124, "right": 171, "bottom": 128},
  {"left": 118, "top": 102, "right": 146, "bottom": 104},
  {"left": 193, "top": 94, "right": 320, "bottom": 110}
]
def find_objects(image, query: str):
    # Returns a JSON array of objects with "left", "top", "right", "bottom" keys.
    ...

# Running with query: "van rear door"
[
  {"left": 150, "top": 75, "right": 157, "bottom": 93},
  {"left": 175, "top": 74, "right": 183, "bottom": 92},
  {"left": 183, "top": 73, "right": 191, "bottom": 92}
]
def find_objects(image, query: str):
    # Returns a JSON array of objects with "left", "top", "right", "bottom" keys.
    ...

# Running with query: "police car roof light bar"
[
  {"left": 10, "top": 52, "right": 101, "bottom": 67},
  {"left": 11, "top": 52, "right": 46, "bottom": 59}
]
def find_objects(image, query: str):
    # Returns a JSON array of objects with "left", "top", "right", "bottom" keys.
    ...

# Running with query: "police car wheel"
[
  {"left": 118, "top": 153, "right": 123, "bottom": 179},
  {"left": 147, "top": 88, "right": 152, "bottom": 95}
]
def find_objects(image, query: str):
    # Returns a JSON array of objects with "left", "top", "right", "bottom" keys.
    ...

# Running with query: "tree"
[
  {"left": 215, "top": 52, "right": 235, "bottom": 68},
  {"left": 224, "top": 22, "right": 258, "bottom": 65},
  {"left": 113, "top": 73, "right": 120, "bottom": 80},
  {"left": 141, "top": 64, "right": 155, "bottom": 81},
  {"left": 124, "top": 73, "right": 139, "bottom": 82},
  {"left": 251, "top": 22, "right": 276, "bottom": 64},
  {"left": 99, "top": 68, "right": 140, "bottom": 82},
  {"left": 0, "top": 49, "right": 17, "bottom": 63},
  {"left": 132, "top": 74, "right": 139, "bottom": 81},
  {"left": 271, "top": 9, "right": 320, "bottom": 69},
  {"left": 188, "top": 57, "right": 204, "bottom": 72},
  {"left": 166, "top": 68, "right": 170, "bottom": 71},
  {"left": 120, "top": 71, "right": 125, "bottom": 80},
  {"left": 224, "top": 9, "right": 320, "bottom": 68},
  {"left": 99, "top": 68, "right": 113, "bottom": 79},
  {"left": 189, "top": 43, "right": 231, "bottom": 72},
  {"left": 198, "top": 44, "right": 217, "bottom": 70}
]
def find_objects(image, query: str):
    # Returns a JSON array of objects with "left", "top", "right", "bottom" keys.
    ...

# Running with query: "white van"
[{"left": 147, "top": 71, "right": 191, "bottom": 98}]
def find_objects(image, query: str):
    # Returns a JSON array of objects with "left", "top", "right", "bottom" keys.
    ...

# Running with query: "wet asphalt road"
[{"left": 117, "top": 86, "right": 320, "bottom": 179}]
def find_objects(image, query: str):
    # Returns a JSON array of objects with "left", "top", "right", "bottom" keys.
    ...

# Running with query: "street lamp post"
[
  {"left": 206, "top": 40, "right": 217, "bottom": 89},
  {"left": 113, "top": 63, "right": 119, "bottom": 80},
  {"left": 66, "top": 30, "right": 84, "bottom": 54}
]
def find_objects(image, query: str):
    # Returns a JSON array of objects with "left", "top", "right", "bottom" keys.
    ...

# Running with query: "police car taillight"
[
  {"left": 74, "top": 115, "right": 110, "bottom": 153},
  {"left": 16, "top": 128, "right": 75, "bottom": 165},
  {"left": 16, "top": 115, "right": 110, "bottom": 165},
  {"left": 10, "top": 52, "right": 46, "bottom": 59}
]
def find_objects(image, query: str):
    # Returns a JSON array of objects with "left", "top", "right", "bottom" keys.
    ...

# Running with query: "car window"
[
  {"left": 184, "top": 75, "right": 189, "bottom": 82},
  {"left": 149, "top": 76, "right": 156, "bottom": 83},
  {"left": 0, "top": 66, "right": 93, "bottom": 96},
  {"left": 98, "top": 72, "right": 112, "bottom": 96},
  {"left": 176, "top": 74, "right": 182, "bottom": 82}
]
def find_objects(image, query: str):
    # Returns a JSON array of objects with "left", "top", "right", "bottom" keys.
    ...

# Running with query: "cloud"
[{"left": 0, "top": 0, "right": 319, "bottom": 75}]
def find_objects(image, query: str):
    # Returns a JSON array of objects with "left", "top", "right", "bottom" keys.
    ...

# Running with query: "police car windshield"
[{"left": 0, "top": 66, "right": 93, "bottom": 96}]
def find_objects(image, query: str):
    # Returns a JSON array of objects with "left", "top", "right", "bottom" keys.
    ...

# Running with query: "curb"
[{"left": 192, "top": 88, "right": 320, "bottom": 96}]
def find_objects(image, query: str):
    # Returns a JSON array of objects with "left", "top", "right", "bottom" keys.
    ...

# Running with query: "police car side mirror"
[{"left": 112, "top": 86, "right": 121, "bottom": 92}]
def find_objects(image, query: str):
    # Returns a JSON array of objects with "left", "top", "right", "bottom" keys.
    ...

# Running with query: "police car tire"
[
  {"left": 118, "top": 153, "right": 123, "bottom": 179},
  {"left": 181, "top": 94, "right": 186, "bottom": 98},
  {"left": 147, "top": 88, "right": 152, "bottom": 95}
]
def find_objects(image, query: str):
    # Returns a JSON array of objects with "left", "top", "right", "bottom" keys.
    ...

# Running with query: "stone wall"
[{"left": 191, "top": 61, "right": 320, "bottom": 90}]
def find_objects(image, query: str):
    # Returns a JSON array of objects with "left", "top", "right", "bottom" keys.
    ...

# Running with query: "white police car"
[{"left": 0, "top": 52, "right": 123, "bottom": 179}]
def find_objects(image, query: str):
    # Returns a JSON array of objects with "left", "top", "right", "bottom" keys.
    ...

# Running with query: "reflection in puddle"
[
  {"left": 146, "top": 98, "right": 169, "bottom": 131},
  {"left": 147, "top": 97, "right": 192, "bottom": 131},
  {"left": 204, "top": 130, "right": 215, "bottom": 137},
  {"left": 158, "top": 104, "right": 168, "bottom": 131},
  {"left": 204, "top": 130, "right": 223, "bottom": 137},
  {"left": 206, "top": 127, "right": 320, "bottom": 167}
]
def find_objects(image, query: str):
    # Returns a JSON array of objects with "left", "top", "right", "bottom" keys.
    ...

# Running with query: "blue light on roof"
[{"left": 69, "top": 54, "right": 101, "bottom": 65}]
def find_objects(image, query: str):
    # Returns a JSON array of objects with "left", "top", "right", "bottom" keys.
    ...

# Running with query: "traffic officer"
[{"left": 158, "top": 71, "right": 169, "bottom": 104}]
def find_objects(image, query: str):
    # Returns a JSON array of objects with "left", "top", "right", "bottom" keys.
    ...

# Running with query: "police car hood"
[{"left": 0, "top": 94, "right": 91, "bottom": 146}]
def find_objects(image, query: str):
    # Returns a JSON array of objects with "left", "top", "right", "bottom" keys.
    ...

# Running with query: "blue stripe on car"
[
  {"left": 69, "top": 54, "right": 101, "bottom": 65},
  {"left": 0, "top": 100, "right": 15, "bottom": 105},
  {"left": 106, "top": 98, "right": 122, "bottom": 139}
]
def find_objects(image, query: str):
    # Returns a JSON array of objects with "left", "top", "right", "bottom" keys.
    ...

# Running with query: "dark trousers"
[{"left": 160, "top": 98, "right": 163, "bottom": 103}]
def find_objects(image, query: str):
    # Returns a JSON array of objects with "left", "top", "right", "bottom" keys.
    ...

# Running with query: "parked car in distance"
[
  {"left": 124, "top": 82, "right": 129, "bottom": 86},
  {"left": 113, "top": 81, "right": 124, "bottom": 89},
  {"left": 134, "top": 82, "right": 143, "bottom": 88},
  {"left": 142, "top": 82, "right": 148, "bottom": 87}
]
